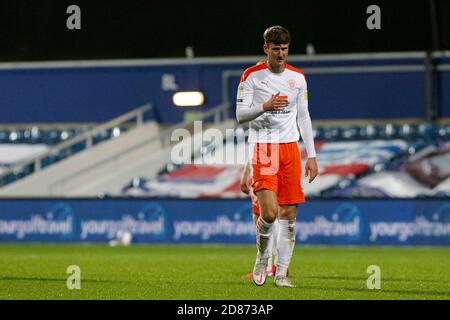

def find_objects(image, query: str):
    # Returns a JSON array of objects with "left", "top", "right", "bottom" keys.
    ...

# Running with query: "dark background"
[{"left": 0, "top": 0, "right": 448, "bottom": 61}]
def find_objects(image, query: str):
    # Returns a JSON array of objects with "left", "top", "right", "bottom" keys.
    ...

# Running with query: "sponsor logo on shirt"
[{"left": 267, "top": 110, "right": 291, "bottom": 114}]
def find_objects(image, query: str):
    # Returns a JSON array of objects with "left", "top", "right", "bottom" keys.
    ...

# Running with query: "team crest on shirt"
[{"left": 287, "top": 79, "right": 296, "bottom": 89}]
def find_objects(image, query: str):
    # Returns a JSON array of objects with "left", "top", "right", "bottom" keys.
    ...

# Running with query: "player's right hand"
[
  {"left": 249, "top": 188, "right": 259, "bottom": 205},
  {"left": 262, "top": 92, "right": 288, "bottom": 112},
  {"left": 305, "top": 157, "right": 319, "bottom": 183},
  {"left": 240, "top": 179, "right": 250, "bottom": 194}
]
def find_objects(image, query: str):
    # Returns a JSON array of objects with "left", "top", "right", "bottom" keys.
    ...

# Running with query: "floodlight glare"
[{"left": 173, "top": 91, "right": 205, "bottom": 107}]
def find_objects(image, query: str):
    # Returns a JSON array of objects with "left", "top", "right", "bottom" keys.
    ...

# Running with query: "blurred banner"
[{"left": 0, "top": 199, "right": 448, "bottom": 245}]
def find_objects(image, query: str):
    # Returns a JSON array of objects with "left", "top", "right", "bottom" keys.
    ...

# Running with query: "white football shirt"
[{"left": 236, "top": 62, "right": 316, "bottom": 158}]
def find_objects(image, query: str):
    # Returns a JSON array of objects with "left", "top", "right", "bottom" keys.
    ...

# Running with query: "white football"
[{"left": 119, "top": 231, "right": 132, "bottom": 246}]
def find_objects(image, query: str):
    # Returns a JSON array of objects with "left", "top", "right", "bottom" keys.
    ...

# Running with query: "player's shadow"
[
  {"left": 0, "top": 276, "right": 127, "bottom": 283},
  {"left": 298, "top": 284, "right": 450, "bottom": 298},
  {"left": 236, "top": 276, "right": 450, "bottom": 297},
  {"left": 302, "top": 275, "right": 450, "bottom": 284},
  {"left": 299, "top": 276, "right": 450, "bottom": 297}
]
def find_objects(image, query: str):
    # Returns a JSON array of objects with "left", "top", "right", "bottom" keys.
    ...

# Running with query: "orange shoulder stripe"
[
  {"left": 240, "top": 63, "right": 268, "bottom": 83},
  {"left": 285, "top": 63, "right": 306, "bottom": 77}
]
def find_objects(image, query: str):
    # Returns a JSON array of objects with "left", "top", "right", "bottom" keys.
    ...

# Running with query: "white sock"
[
  {"left": 255, "top": 217, "right": 274, "bottom": 260},
  {"left": 276, "top": 219, "right": 296, "bottom": 277},
  {"left": 271, "top": 218, "right": 279, "bottom": 265},
  {"left": 266, "top": 232, "right": 273, "bottom": 272}
]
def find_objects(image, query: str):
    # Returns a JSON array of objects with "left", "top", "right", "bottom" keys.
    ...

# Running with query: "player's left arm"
[{"left": 297, "top": 76, "right": 318, "bottom": 183}]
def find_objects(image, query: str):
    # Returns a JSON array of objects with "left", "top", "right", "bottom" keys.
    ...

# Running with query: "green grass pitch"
[{"left": 0, "top": 244, "right": 449, "bottom": 300}]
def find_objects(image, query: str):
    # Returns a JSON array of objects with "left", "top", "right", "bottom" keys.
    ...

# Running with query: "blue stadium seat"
[
  {"left": 0, "top": 130, "right": 9, "bottom": 143},
  {"left": 41, "top": 152, "right": 65, "bottom": 168},
  {"left": 324, "top": 127, "right": 343, "bottom": 141},
  {"left": 399, "top": 123, "right": 419, "bottom": 140},
  {"left": 75, "top": 127, "right": 90, "bottom": 136},
  {"left": 407, "top": 141, "right": 427, "bottom": 155},
  {"left": 41, "top": 156, "right": 55, "bottom": 169},
  {"left": 97, "top": 192, "right": 114, "bottom": 199},
  {"left": 9, "top": 130, "right": 25, "bottom": 143},
  {"left": 338, "top": 176, "right": 356, "bottom": 189},
  {"left": 359, "top": 124, "right": 382, "bottom": 140},
  {"left": 23, "top": 126, "right": 44, "bottom": 144},
  {"left": 71, "top": 141, "right": 87, "bottom": 154},
  {"left": 46, "top": 129, "right": 62, "bottom": 145},
  {"left": 342, "top": 126, "right": 360, "bottom": 140},
  {"left": 418, "top": 123, "right": 439, "bottom": 141},
  {"left": 127, "top": 176, "right": 148, "bottom": 189},
  {"left": 60, "top": 129, "right": 77, "bottom": 141},
  {"left": 313, "top": 126, "right": 325, "bottom": 140},
  {"left": 93, "top": 129, "right": 111, "bottom": 144},
  {"left": 381, "top": 123, "right": 401, "bottom": 139},
  {"left": 0, "top": 173, "right": 16, "bottom": 187},
  {"left": 438, "top": 124, "right": 450, "bottom": 140},
  {"left": 22, "top": 129, "right": 32, "bottom": 143}
]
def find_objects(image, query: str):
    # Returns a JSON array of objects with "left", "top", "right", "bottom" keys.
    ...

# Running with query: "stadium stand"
[
  {"left": 0, "top": 105, "right": 153, "bottom": 193},
  {"left": 0, "top": 103, "right": 233, "bottom": 197},
  {"left": 122, "top": 122, "right": 450, "bottom": 199},
  {"left": 0, "top": 52, "right": 449, "bottom": 199}
]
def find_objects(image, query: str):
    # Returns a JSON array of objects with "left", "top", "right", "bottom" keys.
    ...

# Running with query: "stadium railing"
[{"left": 0, "top": 104, "right": 154, "bottom": 187}]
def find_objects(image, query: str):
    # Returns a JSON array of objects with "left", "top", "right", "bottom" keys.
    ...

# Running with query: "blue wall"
[
  {"left": 0, "top": 66, "right": 192, "bottom": 123},
  {"left": 441, "top": 71, "right": 450, "bottom": 117},
  {"left": 0, "top": 56, "right": 448, "bottom": 123},
  {"left": 308, "top": 72, "right": 425, "bottom": 119},
  {"left": 438, "top": 57, "right": 450, "bottom": 117},
  {"left": 0, "top": 199, "right": 448, "bottom": 246}
]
